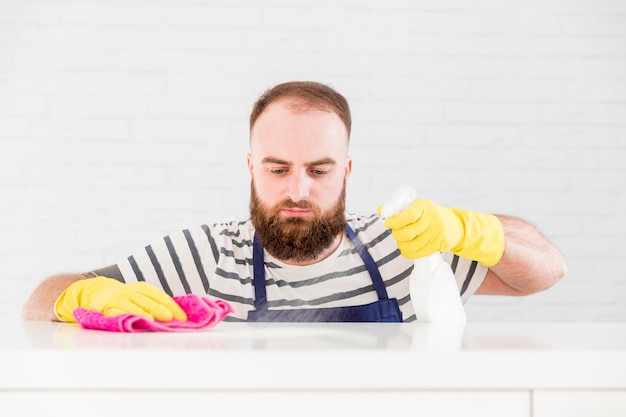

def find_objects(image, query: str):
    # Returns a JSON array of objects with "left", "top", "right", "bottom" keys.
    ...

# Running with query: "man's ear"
[
  {"left": 246, "top": 152, "right": 253, "bottom": 175},
  {"left": 344, "top": 156, "right": 353, "bottom": 181}
]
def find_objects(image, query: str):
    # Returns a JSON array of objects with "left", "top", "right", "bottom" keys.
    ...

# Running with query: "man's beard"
[{"left": 250, "top": 180, "right": 347, "bottom": 263}]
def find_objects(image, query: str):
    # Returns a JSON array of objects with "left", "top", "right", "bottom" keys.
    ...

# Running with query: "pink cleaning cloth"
[{"left": 72, "top": 294, "right": 234, "bottom": 332}]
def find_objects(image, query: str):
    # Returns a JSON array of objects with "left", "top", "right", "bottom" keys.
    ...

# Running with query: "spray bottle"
[{"left": 381, "top": 184, "right": 467, "bottom": 324}]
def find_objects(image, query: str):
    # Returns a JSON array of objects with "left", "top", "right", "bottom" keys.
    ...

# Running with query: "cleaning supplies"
[
  {"left": 72, "top": 294, "right": 233, "bottom": 332},
  {"left": 381, "top": 185, "right": 467, "bottom": 324}
]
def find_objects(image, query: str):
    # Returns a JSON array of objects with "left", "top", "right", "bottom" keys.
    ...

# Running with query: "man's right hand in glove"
[{"left": 54, "top": 276, "right": 188, "bottom": 323}]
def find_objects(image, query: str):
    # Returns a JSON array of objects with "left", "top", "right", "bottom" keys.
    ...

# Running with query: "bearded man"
[{"left": 23, "top": 81, "right": 566, "bottom": 323}]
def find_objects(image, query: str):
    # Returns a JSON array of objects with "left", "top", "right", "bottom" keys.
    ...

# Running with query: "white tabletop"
[{"left": 3, "top": 321, "right": 626, "bottom": 391}]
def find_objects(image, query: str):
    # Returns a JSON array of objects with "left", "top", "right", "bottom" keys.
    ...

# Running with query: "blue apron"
[{"left": 247, "top": 225, "right": 403, "bottom": 322}]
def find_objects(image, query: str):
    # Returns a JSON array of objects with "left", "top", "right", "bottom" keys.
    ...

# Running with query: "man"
[{"left": 22, "top": 81, "right": 567, "bottom": 323}]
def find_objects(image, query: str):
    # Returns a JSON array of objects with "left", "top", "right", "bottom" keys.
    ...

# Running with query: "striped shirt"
[{"left": 98, "top": 212, "right": 487, "bottom": 322}]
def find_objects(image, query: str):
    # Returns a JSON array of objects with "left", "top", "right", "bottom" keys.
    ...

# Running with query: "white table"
[{"left": 2, "top": 321, "right": 626, "bottom": 417}]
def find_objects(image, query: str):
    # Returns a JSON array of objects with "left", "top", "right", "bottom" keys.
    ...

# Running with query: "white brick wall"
[{"left": 1, "top": 0, "right": 624, "bottom": 322}]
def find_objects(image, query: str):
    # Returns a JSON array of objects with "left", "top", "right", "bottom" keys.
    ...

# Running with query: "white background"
[{"left": 1, "top": 0, "right": 624, "bottom": 322}]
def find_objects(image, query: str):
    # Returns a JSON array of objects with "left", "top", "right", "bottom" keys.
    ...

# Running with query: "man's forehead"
[{"left": 249, "top": 99, "right": 350, "bottom": 159}]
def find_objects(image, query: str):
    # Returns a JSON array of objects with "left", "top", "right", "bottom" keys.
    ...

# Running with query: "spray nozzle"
[{"left": 380, "top": 184, "right": 419, "bottom": 218}]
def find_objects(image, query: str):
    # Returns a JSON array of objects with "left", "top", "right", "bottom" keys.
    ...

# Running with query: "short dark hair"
[{"left": 249, "top": 81, "right": 352, "bottom": 139}]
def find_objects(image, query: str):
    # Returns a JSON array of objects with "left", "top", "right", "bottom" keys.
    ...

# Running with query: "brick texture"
[{"left": 1, "top": 0, "right": 625, "bottom": 321}]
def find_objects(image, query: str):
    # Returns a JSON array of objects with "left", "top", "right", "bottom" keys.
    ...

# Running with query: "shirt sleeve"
[
  {"left": 442, "top": 251, "right": 488, "bottom": 304},
  {"left": 88, "top": 264, "right": 125, "bottom": 282}
]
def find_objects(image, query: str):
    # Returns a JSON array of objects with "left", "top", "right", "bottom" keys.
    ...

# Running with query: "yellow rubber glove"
[
  {"left": 54, "top": 276, "right": 188, "bottom": 323},
  {"left": 379, "top": 198, "right": 505, "bottom": 266}
]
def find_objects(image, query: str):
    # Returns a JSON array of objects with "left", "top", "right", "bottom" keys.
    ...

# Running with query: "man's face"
[{"left": 247, "top": 99, "right": 352, "bottom": 262}]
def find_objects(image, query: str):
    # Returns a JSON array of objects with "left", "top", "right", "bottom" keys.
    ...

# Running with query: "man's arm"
[
  {"left": 381, "top": 197, "right": 567, "bottom": 297},
  {"left": 477, "top": 215, "right": 567, "bottom": 296},
  {"left": 22, "top": 273, "right": 87, "bottom": 321},
  {"left": 22, "top": 267, "right": 187, "bottom": 322}
]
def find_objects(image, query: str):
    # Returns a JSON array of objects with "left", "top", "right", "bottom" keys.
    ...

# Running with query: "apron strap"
[
  {"left": 345, "top": 224, "right": 391, "bottom": 301},
  {"left": 252, "top": 233, "right": 268, "bottom": 310}
]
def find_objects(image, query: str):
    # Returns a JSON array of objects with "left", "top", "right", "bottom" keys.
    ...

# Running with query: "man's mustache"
[{"left": 280, "top": 200, "right": 315, "bottom": 210}]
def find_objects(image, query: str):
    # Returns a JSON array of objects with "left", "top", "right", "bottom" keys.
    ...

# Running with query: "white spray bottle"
[{"left": 381, "top": 184, "right": 467, "bottom": 324}]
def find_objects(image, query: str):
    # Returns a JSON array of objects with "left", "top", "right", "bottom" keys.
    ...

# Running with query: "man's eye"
[
  {"left": 271, "top": 169, "right": 286, "bottom": 175},
  {"left": 312, "top": 169, "right": 327, "bottom": 176}
]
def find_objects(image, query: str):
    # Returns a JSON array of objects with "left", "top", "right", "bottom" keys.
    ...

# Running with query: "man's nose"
[{"left": 286, "top": 171, "right": 311, "bottom": 202}]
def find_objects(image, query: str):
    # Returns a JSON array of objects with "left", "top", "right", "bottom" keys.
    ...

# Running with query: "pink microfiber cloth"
[{"left": 72, "top": 294, "right": 233, "bottom": 332}]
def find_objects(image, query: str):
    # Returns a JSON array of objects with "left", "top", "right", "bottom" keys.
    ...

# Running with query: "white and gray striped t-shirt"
[{"left": 96, "top": 212, "right": 487, "bottom": 322}]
